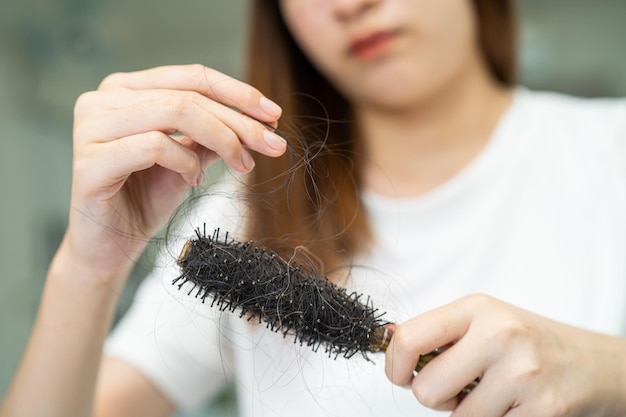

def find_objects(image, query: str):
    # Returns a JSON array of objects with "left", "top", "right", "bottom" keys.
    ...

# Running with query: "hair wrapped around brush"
[
  {"left": 173, "top": 227, "right": 389, "bottom": 360},
  {"left": 174, "top": 227, "right": 479, "bottom": 394}
]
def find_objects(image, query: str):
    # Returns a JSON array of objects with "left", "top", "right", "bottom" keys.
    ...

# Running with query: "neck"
[{"left": 357, "top": 66, "right": 513, "bottom": 198}]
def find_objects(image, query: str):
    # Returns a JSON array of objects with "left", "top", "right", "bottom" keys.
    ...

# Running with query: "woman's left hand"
[{"left": 385, "top": 294, "right": 626, "bottom": 416}]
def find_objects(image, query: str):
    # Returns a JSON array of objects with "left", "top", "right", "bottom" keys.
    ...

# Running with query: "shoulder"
[
  {"left": 519, "top": 88, "right": 626, "bottom": 121},
  {"left": 511, "top": 88, "right": 626, "bottom": 159},
  {"left": 517, "top": 88, "right": 626, "bottom": 137}
]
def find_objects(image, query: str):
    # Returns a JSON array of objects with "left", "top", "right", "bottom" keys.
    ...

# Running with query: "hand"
[
  {"left": 385, "top": 294, "right": 626, "bottom": 416},
  {"left": 63, "top": 64, "right": 287, "bottom": 283}
]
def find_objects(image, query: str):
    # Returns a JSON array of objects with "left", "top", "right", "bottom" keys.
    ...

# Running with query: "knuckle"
[
  {"left": 462, "top": 293, "right": 494, "bottom": 308},
  {"left": 509, "top": 360, "right": 541, "bottom": 385},
  {"left": 143, "top": 132, "right": 169, "bottom": 160},
  {"left": 504, "top": 348, "right": 543, "bottom": 390},
  {"left": 412, "top": 378, "right": 438, "bottom": 409},
  {"left": 73, "top": 91, "right": 98, "bottom": 117},
  {"left": 187, "top": 91, "right": 208, "bottom": 113},
  {"left": 390, "top": 325, "right": 414, "bottom": 354},
  {"left": 496, "top": 317, "right": 533, "bottom": 347},
  {"left": 242, "top": 87, "right": 262, "bottom": 105},
  {"left": 187, "top": 64, "right": 224, "bottom": 90},
  {"left": 539, "top": 391, "right": 569, "bottom": 417},
  {"left": 187, "top": 63, "right": 209, "bottom": 76},
  {"left": 219, "top": 130, "right": 242, "bottom": 159},
  {"left": 98, "top": 72, "right": 124, "bottom": 90},
  {"left": 166, "top": 94, "right": 191, "bottom": 118},
  {"left": 240, "top": 119, "right": 263, "bottom": 142},
  {"left": 166, "top": 91, "right": 201, "bottom": 119}
]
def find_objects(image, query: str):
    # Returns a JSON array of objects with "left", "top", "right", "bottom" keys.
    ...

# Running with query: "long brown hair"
[{"left": 245, "top": 0, "right": 517, "bottom": 274}]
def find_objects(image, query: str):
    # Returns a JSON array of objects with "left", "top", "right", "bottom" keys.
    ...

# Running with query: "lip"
[{"left": 349, "top": 29, "right": 399, "bottom": 61}]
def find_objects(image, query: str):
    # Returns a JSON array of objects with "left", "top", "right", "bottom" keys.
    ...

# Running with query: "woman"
[{"left": 2, "top": 0, "right": 626, "bottom": 416}]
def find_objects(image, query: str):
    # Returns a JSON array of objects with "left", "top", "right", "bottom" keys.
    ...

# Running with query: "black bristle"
[{"left": 174, "top": 227, "right": 387, "bottom": 360}]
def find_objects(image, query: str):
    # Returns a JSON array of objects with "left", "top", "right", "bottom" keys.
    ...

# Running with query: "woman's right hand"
[{"left": 63, "top": 64, "right": 286, "bottom": 284}]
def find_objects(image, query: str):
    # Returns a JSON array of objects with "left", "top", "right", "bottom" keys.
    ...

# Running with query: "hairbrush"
[{"left": 174, "top": 227, "right": 478, "bottom": 394}]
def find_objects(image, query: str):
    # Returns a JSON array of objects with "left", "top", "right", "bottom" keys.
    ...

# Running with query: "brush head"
[{"left": 174, "top": 227, "right": 389, "bottom": 360}]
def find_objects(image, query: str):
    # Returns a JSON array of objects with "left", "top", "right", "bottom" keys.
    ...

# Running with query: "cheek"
[
  {"left": 280, "top": 1, "right": 341, "bottom": 70},
  {"left": 280, "top": 1, "right": 328, "bottom": 46},
  {"left": 399, "top": 0, "right": 479, "bottom": 83},
  {"left": 414, "top": 0, "right": 477, "bottom": 49}
]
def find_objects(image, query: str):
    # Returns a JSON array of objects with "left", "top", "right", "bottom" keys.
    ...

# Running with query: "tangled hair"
[{"left": 244, "top": 0, "right": 518, "bottom": 275}]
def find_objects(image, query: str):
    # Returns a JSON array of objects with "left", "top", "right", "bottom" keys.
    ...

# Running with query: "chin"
[
  {"left": 340, "top": 57, "right": 441, "bottom": 107},
  {"left": 368, "top": 91, "right": 434, "bottom": 113},
  {"left": 353, "top": 76, "right": 444, "bottom": 113}
]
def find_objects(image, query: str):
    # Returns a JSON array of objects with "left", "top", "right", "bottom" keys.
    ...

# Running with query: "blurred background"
[{"left": 1, "top": 0, "right": 625, "bottom": 415}]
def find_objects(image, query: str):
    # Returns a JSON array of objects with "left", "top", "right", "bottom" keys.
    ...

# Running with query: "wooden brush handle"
[{"left": 415, "top": 348, "right": 479, "bottom": 395}]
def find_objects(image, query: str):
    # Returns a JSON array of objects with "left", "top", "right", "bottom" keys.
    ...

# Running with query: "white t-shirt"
[{"left": 105, "top": 89, "right": 626, "bottom": 416}]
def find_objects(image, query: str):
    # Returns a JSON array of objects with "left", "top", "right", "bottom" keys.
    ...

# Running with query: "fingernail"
[
  {"left": 241, "top": 150, "right": 255, "bottom": 171},
  {"left": 260, "top": 96, "right": 282, "bottom": 117},
  {"left": 195, "top": 170, "right": 205, "bottom": 186},
  {"left": 263, "top": 130, "right": 287, "bottom": 151}
]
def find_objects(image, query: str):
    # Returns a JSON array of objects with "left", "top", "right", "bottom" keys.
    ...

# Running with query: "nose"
[{"left": 332, "top": 0, "right": 382, "bottom": 22}]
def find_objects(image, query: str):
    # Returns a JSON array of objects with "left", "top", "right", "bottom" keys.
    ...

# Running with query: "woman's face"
[{"left": 279, "top": 0, "right": 482, "bottom": 111}]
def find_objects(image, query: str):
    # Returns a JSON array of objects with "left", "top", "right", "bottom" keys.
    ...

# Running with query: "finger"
[
  {"left": 76, "top": 132, "right": 203, "bottom": 189},
  {"left": 85, "top": 89, "right": 288, "bottom": 157},
  {"left": 449, "top": 365, "right": 516, "bottom": 417},
  {"left": 179, "top": 136, "right": 220, "bottom": 171},
  {"left": 97, "top": 64, "right": 282, "bottom": 122},
  {"left": 77, "top": 100, "right": 252, "bottom": 173},
  {"left": 75, "top": 91, "right": 285, "bottom": 172},
  {"left": 412, "top": 335, "right": 487, "bottom": 407},
  {"left": 385, "top": 299, "right": 473, "bottom": 387}
]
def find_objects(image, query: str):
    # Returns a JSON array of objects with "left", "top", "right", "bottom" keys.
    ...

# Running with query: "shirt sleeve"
[
  {"left": 105, "top": 261, "right": 234, "bottom": 411},
  {"left": 104, "top": 177, "right": 245, "bottom": 411}
]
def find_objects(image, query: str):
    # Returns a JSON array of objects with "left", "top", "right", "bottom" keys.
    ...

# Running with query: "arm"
[
  {"left": 0, "top": 64, "right": 286, "bottom": 417},
  {"left": 94, "top": 357, "right": 175, "bottom": 417},
  {"left": 385, "top": 294, "right": 626, "bottom": 416},
  {"left": 0, "top": 240, "right": 127, "bottom": 417},
  {"left": 2, "top": 247, "right": 176, "bottom": 417}
]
